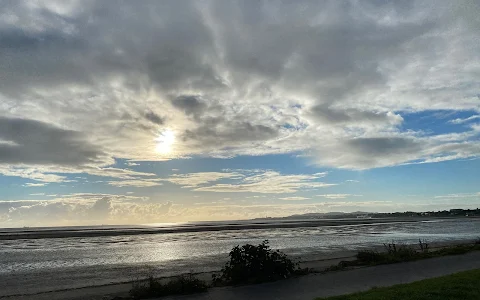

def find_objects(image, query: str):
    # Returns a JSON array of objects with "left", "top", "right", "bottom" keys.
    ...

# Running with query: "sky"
[{"left": 0, "top": 0, "right": 479, "bottom": 227}]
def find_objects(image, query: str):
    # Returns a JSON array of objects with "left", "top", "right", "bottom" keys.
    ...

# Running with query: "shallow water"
[{"left": 1, "top": 218, "right": 479, "bottom": 296}]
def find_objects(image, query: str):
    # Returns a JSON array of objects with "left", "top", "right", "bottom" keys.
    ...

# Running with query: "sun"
[{"left": 155, "top": 129, "right": 175, "bottom": 154}]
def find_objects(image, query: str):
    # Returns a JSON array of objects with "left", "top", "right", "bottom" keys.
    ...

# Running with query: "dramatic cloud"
[
  {"left": 0, "top": 1, "right": 479, "bottom": 226},
  {"left": 0, "top": 0, "right": 478, "bottom": 173}
]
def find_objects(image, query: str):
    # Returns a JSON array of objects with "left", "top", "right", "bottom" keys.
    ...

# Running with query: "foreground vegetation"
[
  {"left": 212, "top": 240, "right": 304, "bottom": 285},
  {"left": 325, "top": 239, "right": 480, "bottom": 272},
  {"left": 129, "top": 240, "right": 302, "bottom": 299},
  {"left": 127, "top": 239, "right": 480, "bottom": 299},
  {"left": 317, "top": 269, "right": 480, "bottom": 300}
]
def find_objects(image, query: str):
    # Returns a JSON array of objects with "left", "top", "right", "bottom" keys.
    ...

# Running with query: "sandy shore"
[
  {"left": 0, "top": 217, "right": 452, "bottom": 240},
  {"left": 6, "top": 239, "right": 478, "bottom": 300}
]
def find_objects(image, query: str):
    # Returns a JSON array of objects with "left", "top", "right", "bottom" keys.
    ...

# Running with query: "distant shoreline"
[{"left": 0, "top": 217, "right": 471, "bottom": 240}]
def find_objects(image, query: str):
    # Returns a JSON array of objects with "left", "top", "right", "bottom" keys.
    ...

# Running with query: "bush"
[
  {"left": 130, "top": 274, "right": 207, "bottom": 299},
  {"left": 213, "top": 240, "right": 298, "bottom": 285}
]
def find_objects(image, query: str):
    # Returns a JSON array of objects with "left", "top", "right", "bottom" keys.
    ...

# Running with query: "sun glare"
[{"left": 155, "top": 129, "right": 175, "bottom": 154}]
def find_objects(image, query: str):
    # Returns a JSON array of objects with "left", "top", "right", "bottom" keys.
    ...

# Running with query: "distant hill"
[{"left": 253, "top": 208, "right": 479, "bottom": 221}]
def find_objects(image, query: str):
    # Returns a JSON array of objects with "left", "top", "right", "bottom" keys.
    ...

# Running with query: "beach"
[
  {"left": 7, "top": 240, "right": 480, "bottom": 300},
  {"left": 1, "top": 218, "right": 479, "bottom": 299}
]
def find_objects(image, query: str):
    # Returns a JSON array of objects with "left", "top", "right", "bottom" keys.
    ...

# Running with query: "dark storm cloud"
[{"left": 0, "top": 117, "right": 105, "bottom": 165}]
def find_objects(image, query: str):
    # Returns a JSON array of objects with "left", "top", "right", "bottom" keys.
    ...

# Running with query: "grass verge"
[
  {"left": 316, "top": 268, "right": 480, "bottom": 300},
  {"left": 324, "top": 240, "right": 480, "bottom": 272}
]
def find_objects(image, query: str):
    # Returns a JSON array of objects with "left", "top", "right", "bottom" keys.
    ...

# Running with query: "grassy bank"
[
  {"left": 316, "top": 269, "right": 480, "bottom": 300},
  {"left": 324, "top": 240, "right": 480, "bottom": 272}
]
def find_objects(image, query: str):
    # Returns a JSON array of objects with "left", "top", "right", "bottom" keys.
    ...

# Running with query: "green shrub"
[
  {"left": 130, "top": 274, "right": 207, "bottom": 299},
  {"left": 213, "top": 240, "right": 298, "bottom": 285}
]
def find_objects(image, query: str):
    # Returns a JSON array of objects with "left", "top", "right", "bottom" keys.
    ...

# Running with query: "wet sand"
[
  {"left": 6, "top": 239, "right": 478, "bottom": 300},
  {"left": 0, "top": 217, "right": 445, "bottom": 240}
]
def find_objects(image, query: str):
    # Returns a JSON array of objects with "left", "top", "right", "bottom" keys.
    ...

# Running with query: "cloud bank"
[{"left": 0, "top": 0, "right": 478, "bottom": 179}]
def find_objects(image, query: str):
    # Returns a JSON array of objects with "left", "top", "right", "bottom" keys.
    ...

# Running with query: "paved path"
[{"left": 162, "top": 251, "right": 480, "bottom": 300}]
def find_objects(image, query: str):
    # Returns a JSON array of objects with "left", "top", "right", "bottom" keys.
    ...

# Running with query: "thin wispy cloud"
[
  {"left": 23, "top": 183, "right": 48, "bottom": 187},
  {"left": 165, "top": 172, "right": 244, "bottom": 188},
  {"left": 279, "top": 197, "right": 311, "bottom": 201},
  {"left": 448, "top": 115, "right": 480, "bottom": 124},
  {"left": 194, "top": 171, "right": 335, "bottom": 194},
  {"left": 107, "top": 179, "right": 164, "bottom": 188},
  {"left": 434, "top": 193, "right": 480, "bottom": 199},
  {"left": 316, "top": 194, "right": 363, "bottom": 199}
]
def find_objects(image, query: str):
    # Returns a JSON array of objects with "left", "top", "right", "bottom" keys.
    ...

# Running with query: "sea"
[{"left": 1, "top": 218, "right": 479, "bottom": 297}]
